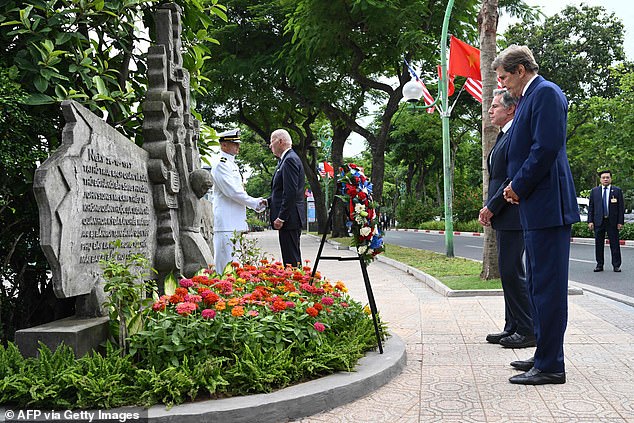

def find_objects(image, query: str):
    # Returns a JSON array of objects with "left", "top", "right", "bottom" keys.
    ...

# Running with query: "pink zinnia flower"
[
  {"left": 184, "top": 294, "right": 202, "bottom": 303},
  {"left": 285, "top": 301, "right": 296, "bottom": 308},
  {"left": 201, "top": 309, "right": 216, "bottom": 319},
  {"left": 321, "top": 296, "right": 334, "bottom": 306},
  {"left": 340, "top": 302, "right": 349, "bottom": 308},
  {"left": 248, "top": 309, "right": 259, "bottom": 317},
  {"left": 314, "top": 322, "right": 325, "bottom": 332},
  {"left": 175, "top": 302, "right": 197, "bottom": 315},
  {"left": 179, "top": 278, "right": 194, "bottom": 288}
]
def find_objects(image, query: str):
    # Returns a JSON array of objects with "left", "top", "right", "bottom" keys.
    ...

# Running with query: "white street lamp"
[{"left": 402, "top": 79, "right": 424, "bottom": 102}]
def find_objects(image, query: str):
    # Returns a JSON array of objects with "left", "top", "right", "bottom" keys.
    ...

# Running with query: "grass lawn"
[{"left": 326, "top": 236, "right": 502, "bottom": 290}]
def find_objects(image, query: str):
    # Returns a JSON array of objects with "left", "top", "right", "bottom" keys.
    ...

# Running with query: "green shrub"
[
  {"left": 572, "top": 221, "right": 593, "bottom": 238},
  {"left": 453, "top": 186, "right": 482, "bottom": 222},
  {"left": 396, "top": 196, "right": 440, "bottom": 228},
  {"left": 618, "top": 222, "right": 634, "bottom": 240}
]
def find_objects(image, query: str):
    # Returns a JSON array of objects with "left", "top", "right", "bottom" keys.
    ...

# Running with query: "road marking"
[
  {"left": 570, "top": 258, "right": 594, "bottom": 263},
  {"left": 466, "top": 245, "right": 483, "bottom": 249}
]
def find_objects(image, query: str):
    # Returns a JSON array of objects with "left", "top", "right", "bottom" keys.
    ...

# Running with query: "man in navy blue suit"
[
  {"left": 588, "top": 170, "right": 624, "bottom": 272},
  {"left": 479, "top": 89, "right": 535, "bottom": 349},
  {"left": 493, "top": 45, "right": 580, "bottom": 385},
  {"left": 266, "top": 129, "right": 306, "bottom": 267}
]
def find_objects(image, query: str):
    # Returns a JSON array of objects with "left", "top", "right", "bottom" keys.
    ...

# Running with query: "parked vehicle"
[{"left": 577, "top": 197, "right": 589, "bottom": 222}]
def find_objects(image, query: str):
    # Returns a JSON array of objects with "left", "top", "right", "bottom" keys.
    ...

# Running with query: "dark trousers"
[
  {"left": 496, "top": 229, "right": 533, "bottom": 336},
  {"left": 278, "top": 228, "right": 302, "bottom": 268},
  {"left": 524, "top": 225, "right": 571, "bottom": 373},
  {"left": 594, "top": 218, "right": 621, "bottom": 268}
]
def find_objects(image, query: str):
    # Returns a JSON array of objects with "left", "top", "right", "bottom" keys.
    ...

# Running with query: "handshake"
[{"left": 255, "top": 198, "right": 268, "bottom": 213}]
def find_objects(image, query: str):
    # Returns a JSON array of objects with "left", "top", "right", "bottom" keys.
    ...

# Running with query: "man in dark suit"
[
  {"left": 588, "top": 170, "right": 625, "bottom": 272},
  {"left": 266, "top": 129, "right": 306, "bottom": 267},
  {"left": 479, "top": 89, "right": 535, "bottom": 349},
  {"left": 493, "top": 45, "right": 580, "bottom": 385}
]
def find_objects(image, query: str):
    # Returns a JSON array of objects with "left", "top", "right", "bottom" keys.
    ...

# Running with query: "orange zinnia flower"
[
  {"left": 231, "top": 306, "right": 245, "bottom": 317},
  {"left": 306, "top": 307, "right": 318, "bottom": 317}
]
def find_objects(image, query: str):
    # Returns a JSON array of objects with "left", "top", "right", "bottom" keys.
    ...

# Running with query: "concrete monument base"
[{"left": 15, "top": 316, "right": 109, "bottom": 357}]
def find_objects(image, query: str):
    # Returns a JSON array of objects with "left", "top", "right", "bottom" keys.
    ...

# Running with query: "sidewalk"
[{"left": 252, "top": 230, "right": 634, "bottom": 423}]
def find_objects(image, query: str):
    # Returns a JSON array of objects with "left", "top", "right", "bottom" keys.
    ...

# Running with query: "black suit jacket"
[
  {"left": 268, "top": 148, "right": 306, "bottom": 230},
  {"left": 588, "top": 185, "right": 625, "bottom": 226},
  {"left": 486, "top": 130, "right": 522, "bottom": 231}
]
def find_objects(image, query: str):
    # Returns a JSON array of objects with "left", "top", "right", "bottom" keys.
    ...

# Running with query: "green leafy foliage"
[
  {"left": 0, "top": 67, "right": 61, "bottom": 343},
  {"left": 100, "top": 245, "right": 157, "bottom": 355}
]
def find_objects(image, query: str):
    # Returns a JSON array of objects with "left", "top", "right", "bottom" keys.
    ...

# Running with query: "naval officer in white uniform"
[{"left": 211, "top": 129, "right": 264, "bottom": 273}]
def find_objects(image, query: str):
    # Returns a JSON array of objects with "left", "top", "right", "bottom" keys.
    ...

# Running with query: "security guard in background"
[{"left": 211, "top": 129, "right": 265, "bottom": 273}]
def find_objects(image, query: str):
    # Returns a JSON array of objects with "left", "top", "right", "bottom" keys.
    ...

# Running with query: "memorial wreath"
[{"left": 337, "top": 163, "right": 385, "bottom": 263}]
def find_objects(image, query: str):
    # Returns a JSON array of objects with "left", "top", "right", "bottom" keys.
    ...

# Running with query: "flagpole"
[{"left": 440, "top": 0, "right": 455, "bottom": 257}]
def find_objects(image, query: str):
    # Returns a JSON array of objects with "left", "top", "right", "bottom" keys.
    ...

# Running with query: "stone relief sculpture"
[{"left": 142, "top": 3, "right": 213, "bottom": 280}]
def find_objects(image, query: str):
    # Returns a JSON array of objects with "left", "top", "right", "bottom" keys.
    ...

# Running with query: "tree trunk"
[
  {"left": 478, "top": 0, "right": 501, "bottom": 280},
  {"left": 330, "top": 124, "right": 351, "bottom": 238}
]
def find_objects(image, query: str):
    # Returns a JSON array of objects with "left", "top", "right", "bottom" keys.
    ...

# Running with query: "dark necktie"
[{"left": 602, "top": 186, "right": 608, "bottom": 218}]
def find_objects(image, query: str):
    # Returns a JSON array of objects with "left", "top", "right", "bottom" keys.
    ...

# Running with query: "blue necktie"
[{"left": 602, "top": 187, "right": 608, "bottom": 218}]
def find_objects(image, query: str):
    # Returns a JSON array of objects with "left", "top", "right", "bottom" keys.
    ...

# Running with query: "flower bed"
[{"left": 0, "top": 261, "right": 385, "bottom": 409}]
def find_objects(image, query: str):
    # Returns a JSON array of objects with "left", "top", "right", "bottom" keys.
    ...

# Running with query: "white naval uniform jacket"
[{"left": 211, "top": 151, "right": 260, "bottom": 232}]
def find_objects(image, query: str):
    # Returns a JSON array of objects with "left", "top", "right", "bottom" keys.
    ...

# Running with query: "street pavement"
[{"left": 250, "top": 230, "right": 634, "bottom": 423}]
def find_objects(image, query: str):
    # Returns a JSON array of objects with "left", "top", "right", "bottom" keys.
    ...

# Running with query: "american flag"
[
  {"left": 463, "top": 77, "right": 504, "bottom": 103},
  {"left": 318, "top": 161, "right": 334, "bottom": 178},
  {"left": 404, "top": 59, "right": 435, "bottom": 114}
]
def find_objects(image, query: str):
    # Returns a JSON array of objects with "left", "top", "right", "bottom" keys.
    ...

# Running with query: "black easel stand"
[{"left": 310, "top": 202, "right": 383, "bottom": 354}]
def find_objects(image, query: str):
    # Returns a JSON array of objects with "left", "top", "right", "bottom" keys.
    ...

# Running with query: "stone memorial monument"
[{"left": 16, "top": 3, "right": 213, "bottom": 357}]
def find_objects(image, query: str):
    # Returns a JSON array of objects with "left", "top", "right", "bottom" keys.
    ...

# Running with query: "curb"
[
  {"left": 392, "top": 228, "right": 634, "bottom": 246},
  {"left": 145, "top": 333, "right": 406, "bottom": 423},
  {"left": 374, "top": 253, "right": 583, "bottom": 297}
]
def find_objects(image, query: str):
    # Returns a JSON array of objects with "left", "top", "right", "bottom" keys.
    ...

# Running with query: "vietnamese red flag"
[
  {"left": 448, "top": 36, "right": 481, "bottom": 80},
  {"left": 322, "top": 161, "right": 334, "bottom": 177}
]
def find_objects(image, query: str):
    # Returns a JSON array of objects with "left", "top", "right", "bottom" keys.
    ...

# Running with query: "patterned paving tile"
[
  {"left": 419, "top": 409, "right": 487, "bottom": 422},
  {"left": 254, "top": 233, "right": 634, "bottom": 423},
  {"left": 422, "top": 343, "right": 470, "bottom": 366},
  {"left": 465, "top": 343, "right": 529, "bottom": 367}
]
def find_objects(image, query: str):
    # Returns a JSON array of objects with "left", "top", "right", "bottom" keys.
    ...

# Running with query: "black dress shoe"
[
  {"left": 614, "top": 267, "right": 621, "bottom": 272},
  {"left": 510, "top": 356, "right": 535, "bottom": 371},
  {"left": 594, "top": 266, "right": 603, "bottom": 272},
  {"left": 500, "top": 333, "right": 537, "bottom": 348},
  {"left": 509, "top": 367, "right": 566, "bottom": 385},
  {"left": 486, "top": 330, "right": 513, "bottom": 344}
]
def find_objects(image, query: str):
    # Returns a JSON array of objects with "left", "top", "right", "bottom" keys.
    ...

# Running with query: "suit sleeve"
[
  {"left": 277, "top": 155, "right": 302, "bottom": 221},
  {"left": 587, "top": 188, "right": 595, "bottom": 225},
  {"left": 486, "top": 179, "right": 510, "bottom": 215},
  {"left": 511, "top": 85, "right": 567, "bottom": 199},
  {"left": 617, "top": 188, "right": 625, "bottom": 225}
]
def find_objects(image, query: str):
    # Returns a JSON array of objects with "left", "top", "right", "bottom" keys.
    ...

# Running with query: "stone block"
[{"left": 15, "top": 316, "right": 110, "bottom": 358}]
